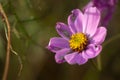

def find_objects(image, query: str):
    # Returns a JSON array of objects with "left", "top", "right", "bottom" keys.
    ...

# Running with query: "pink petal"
[
  {"left": 47, "top": 37, "right": 69, "bottom": 52},
  {"left": 68, "top": 9, "right": 83, "bottom": 34},
  {"left": 83, "top": 1, "right": 93, "bottom": 11},
  {"left": 68, "top": 14, "right": 77, "bottom": 34},
  {"left": 83, "top": 44, "right": 102, "bottom": 59},
  {"left": 64, "top": 52, "right": 78, "bottom": 64},
  {"left": 55, "top": 48, "right": 71, "bottom": 63},
  {"left": 92, "top": 27, "right": 107, "bottom": 44},
  {"left": 83, "top": 7, "right": 100, "bottom": 37},
  {"left": 56, "top": 22, "right": 72, "bottom": 40},
  {"left": 76, "top": 52, "right": 88, "bottom": 65},
  {"left": 74, "top": 9, "right": 83, "bottom": 32}
]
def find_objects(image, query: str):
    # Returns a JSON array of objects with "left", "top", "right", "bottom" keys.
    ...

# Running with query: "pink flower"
[{"left": 47, "top": 7, "right": 107, "bottom": 65}]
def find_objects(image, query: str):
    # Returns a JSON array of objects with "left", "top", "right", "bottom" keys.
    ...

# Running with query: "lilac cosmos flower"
[
  {"left": 84, "top": 0, "right": 117, "bottom": 26},
  {"left": 47, "top": 7, "right": 107, "bottom": 65}
]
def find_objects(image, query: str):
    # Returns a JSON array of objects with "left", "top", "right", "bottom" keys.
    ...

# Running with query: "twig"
[
  {"left": 0, "top": 3, "right": 11, "bottom": 80},
  {"left": 10, "top": 46, "right": 23, "bottom": 77},
  {"left": 4, "top": 23, "right": 23, "bottom": 78}
]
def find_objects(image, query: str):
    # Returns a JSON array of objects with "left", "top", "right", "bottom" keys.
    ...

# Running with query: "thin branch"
[
  {"left": 10, "top": 46, "right": 23, "bottom": 77},
  {"left": 0, "top": 3, "right": 11, "bottom": 80}
]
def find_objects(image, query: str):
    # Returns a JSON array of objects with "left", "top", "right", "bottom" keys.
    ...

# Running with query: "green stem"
[{"left": 97, "top": 55, "right": 102, "bottom": 71}]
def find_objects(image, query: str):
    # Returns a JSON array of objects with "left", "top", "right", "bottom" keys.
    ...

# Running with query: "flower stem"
[{"left": 97, "top": 54, "right": 102, "bottom": 71}]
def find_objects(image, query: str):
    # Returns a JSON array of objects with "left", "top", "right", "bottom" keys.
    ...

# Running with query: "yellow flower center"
[{"left": 69, "top": 33, "right": 88, "bottom": 52}]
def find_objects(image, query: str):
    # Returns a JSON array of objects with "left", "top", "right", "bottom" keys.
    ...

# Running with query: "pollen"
[{"left": 69, "top": 33, "right": 88, "bottom": 52}]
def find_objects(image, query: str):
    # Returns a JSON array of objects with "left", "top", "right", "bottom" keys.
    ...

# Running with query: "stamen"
[{"left": 69, "top": 33, "right": 88, "bottom": 52}]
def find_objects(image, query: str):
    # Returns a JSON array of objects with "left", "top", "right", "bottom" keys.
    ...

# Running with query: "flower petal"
[
  {"left": 83, "top": 44, "right": 102, "bottom": 59},
  {"left": 56, "top": 22, "right": 72, "bottom": 40},
  {"left": 47, "top": 37, "right": 69, "bottom": 52},
  {"left": 83, "top": 1, "right": 93, "bottom": 11},
  {"left": 92, "top": 27, "right": 107, "bottom": 44},
  {"left": 64, "top": 52, "right": 78, "bottom": 64},
  {"left": 74, "top": 9, "right": 83, "bottom": 32},
  {"left": 68, "top": 9, "right": 83, "bottom": 34},
  {"left": 68, "top": 14, "right": 76, "bottom": 34},
  {"left": 76, "top": 52, "right": 88, "bottom": 65},
  {"left": 83, "top": 7, "right": 100, "bottom": 37},
  {"left": 55, "top": 48, "right": 71, "bottom": 63}
]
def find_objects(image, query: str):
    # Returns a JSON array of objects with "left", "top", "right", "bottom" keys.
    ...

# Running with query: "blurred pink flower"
[{"left": 84, "top": 0, "right": 117, "bottom": 26}]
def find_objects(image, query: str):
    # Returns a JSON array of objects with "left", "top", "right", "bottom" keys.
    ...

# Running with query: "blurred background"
[{"left": 0, "top": 0, "right": 120, "bottom": 80}]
